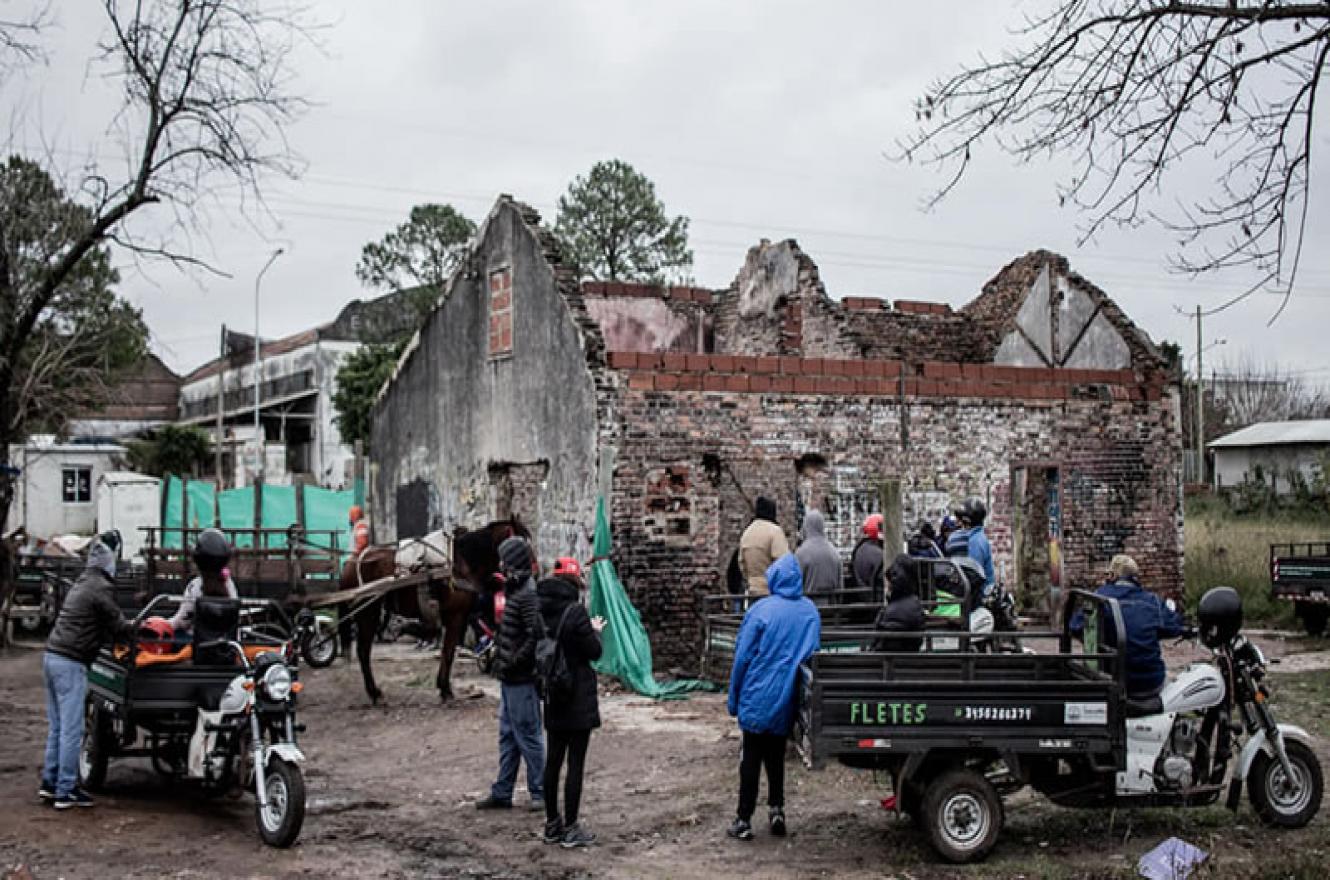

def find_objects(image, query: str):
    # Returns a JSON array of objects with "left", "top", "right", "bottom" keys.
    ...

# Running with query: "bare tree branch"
[{"left": 899, "top": 1, "right": 1330, "bottom": 319}]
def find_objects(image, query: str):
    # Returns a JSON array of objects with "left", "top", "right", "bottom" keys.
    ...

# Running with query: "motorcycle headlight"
[{"left": 262, "top": 664, "right": 294, "bottom": 701}]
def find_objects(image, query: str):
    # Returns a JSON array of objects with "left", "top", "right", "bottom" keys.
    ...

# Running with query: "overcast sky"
[{"left": 5, "top": 1, "right": 1329, "bottom": 382}]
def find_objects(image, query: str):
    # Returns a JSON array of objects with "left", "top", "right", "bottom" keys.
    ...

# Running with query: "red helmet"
[
  {"left": 348, "top": 504, "right": 364, "bottom": 524},
  {"left": 553, "top": 557, "right": 582, "bottom": 580},
  {"left": 862, "top": 514, "right": 884, "bottom": 540},
  {"left": 138, "top": 616, "right": 175, "bottom": 656}
]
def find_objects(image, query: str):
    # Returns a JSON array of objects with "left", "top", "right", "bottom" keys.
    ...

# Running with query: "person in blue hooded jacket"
[{"left": 725, "top": 553, "right": 821, "bottom": 841}]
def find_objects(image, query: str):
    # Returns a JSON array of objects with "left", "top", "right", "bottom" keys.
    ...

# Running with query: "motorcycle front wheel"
[
  {"left": 301, "top": 628, "right": 338, "bottom": 668},
  {"left": 255, "top": 758, "right": 306, "bottom": 848},
  {"left": 1249, "top": 739, "right": 1323, "bottom": 828}
]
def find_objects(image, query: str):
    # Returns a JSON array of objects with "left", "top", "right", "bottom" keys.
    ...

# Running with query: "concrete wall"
[
  {"left": 1213, "top": 444, "right": 1327, "bottom": 494},
  {"left": 371, "top": 200, "right": 601, "bottom": 561}
]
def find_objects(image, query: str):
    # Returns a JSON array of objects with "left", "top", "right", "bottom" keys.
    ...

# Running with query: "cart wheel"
[
  {"left": 1300, "top": 605, "right": 1328, "bottom": 638},
  {"left": 256, "top": 758, "right": 306, "bottom": 848},
  {"left": 922, "top": 769, "right": 1003, "bottom": 864},
  {"left": 301, "top": 629, "right": 337, "bottom": 668},
  {"left": 78, "top": 702, "right": 110, "bottom": 792},
  {"left": 1249, "top": 739, "right": 1323, "bottom": 829}
]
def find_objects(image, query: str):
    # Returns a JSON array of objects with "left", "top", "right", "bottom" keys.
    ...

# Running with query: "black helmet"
[
  {"left": 192, "top": 528, "right": 232, "bottom": 574},
  {"left": 1197, "top": 586, "right": 1242, "bottom": 648},
  {"left": 955, "top": 497, "right": 987, "bottom": 526}
]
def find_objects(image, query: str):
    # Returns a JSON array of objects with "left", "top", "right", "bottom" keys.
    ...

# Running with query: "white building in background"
[
  {"left": 176, "top": 288, "right": 420, "bottom": 489},
  {"left": 4, "top": 436, "right": 129, "bottom": 539},
  {"left": 1209, "top": 419, "right": 1330, "bottom": 494}
]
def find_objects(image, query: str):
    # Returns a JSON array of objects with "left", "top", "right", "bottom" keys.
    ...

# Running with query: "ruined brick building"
[{"left": 371, "top": 196, "right": 1183, "bottom": 668}]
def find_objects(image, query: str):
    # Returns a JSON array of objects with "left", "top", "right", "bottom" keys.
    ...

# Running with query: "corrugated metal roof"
[{"left": 1208, "top": 419, "right": 1330, "bottom": 449}]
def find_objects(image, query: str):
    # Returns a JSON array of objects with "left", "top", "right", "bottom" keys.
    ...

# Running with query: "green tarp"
[
  {"left": 186, "top": 481, "right": 216, "bottom": 529},
  {"left": 162, "top": 476, "right": 185, "bottom": 549},
  {"left": 588, "top": 497, "right": 717, "bottom": 699},
  {"left": 302, "top": 485, "right": 355, "bottom": 555},
  {"left": 260, "top": 485, "right": 298, "bottom": 548},
  {"left": 217, "top": 487, "right": 256, "bottom": 548}
]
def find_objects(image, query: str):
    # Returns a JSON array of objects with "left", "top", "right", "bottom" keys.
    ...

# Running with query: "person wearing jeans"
[
  {"left": 477, "top": 537, "right": 545, "bottom": 810},
  {"left": 726, "top": 553, "right": 820, "bottom": 840},
  {"left": 538, "top": 558, "right": 605, "bottom": 848},
  {"left": 41, "top": 536, "right": 134, "bottom": 809}
]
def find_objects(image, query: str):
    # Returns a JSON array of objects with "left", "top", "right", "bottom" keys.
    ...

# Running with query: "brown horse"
[{"left": 338, "top": 519, "right": 529, "bottom": 704}]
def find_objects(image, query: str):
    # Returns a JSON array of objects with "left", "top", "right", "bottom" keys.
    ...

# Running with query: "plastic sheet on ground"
[
  {"left": 1138, "top": 837, "right": 1207, "bottom": 880},
  {"left": 587, "top": 497, "right": 717, "bottom": 700}
]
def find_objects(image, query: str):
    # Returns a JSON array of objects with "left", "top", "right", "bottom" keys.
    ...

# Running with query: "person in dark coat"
[
  {"left": 871, "top": 554, "right": 925, "bottom": 653},
  {"left": 42, "top": 535, "right": 134, "bottom": 809},
  {"left": 851, "top": 514, "right": 885, "bottom": 599},
  {"left": 476, "top": 536, "right": 545, "bottom": 811},
  {"left": 537, "top": 558, "right": 605, "bottom": 848}
]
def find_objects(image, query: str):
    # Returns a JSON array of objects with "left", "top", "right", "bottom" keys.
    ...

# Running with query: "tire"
[
  {"left": 78, "top": 702, "right": 110, "bottom": 792},
  {"left": 921, "top": 769, "right": 1003, "bottom": 864},
  {"left": 301, "top": 629, "right": 337, "bottom": 668},
  {"left": 1300, "top": 605, "right": 1329, "bottom": 638},
  {"left": 1249, "top": 739, "right": 1323, "bottom": 829},
  {"left": 255, "top": 758, "right": 306, "bottom": 848}
]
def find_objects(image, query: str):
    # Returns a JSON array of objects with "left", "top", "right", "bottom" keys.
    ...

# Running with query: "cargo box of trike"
[
  {"left": 796, "top": 590, "right": 1128, "bottom": 772},
  {"left": 1270, "top": 542, "right": 1330, "bottom": 636}
]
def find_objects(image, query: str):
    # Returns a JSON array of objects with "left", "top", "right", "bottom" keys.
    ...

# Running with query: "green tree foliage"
[
  {"left": 127, "top": 424, "right": 212, "bottom": 477},
  {"left": 0, "top": 157, "right": 149, "bottom": 436},
  {"left": 356, "top": 204, "right": 477, "bottom": 320},
  {"left": 332, "top": 342, "right": 404, "bottom": 453},
  {"left": 554, "top": 159, "right": 693, "bottom": 283}
]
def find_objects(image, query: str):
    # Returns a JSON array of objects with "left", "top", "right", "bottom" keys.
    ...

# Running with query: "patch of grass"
[
  {"left": 1185, "top": 498, "right": 1330, "bottom": 626},
  {"left": 1268, "top": 669, "right": 1330, "bottom": 732}
]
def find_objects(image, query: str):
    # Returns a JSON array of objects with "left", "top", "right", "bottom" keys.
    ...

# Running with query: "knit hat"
[
  {"left": 86, "top": 540, "right": 117, "bottom": 579},
  {"left": 498, "top": 536, "right": 533, "bottom": 577}
]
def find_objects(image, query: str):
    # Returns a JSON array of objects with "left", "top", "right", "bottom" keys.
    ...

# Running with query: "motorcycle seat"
[{"left": 1124, "top": 693, "right": 1164, "bottom": 718}]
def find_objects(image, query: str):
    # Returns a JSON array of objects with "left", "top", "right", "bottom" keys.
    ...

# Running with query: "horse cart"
[{"left": 83, "top": 595, "right": 318, "bottom": 847}]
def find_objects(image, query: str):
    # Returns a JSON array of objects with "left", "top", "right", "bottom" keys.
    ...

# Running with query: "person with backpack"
[
  {"left": 536, "top": 557, "right": 606, "bottom": 848},
  {"left": 475, "top": 536, "right": 546, "bottom": 811}
]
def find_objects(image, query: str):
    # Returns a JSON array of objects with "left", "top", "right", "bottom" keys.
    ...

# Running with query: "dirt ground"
[{"left": 2, "top": 634, "right": 1327, "bottom": 880}]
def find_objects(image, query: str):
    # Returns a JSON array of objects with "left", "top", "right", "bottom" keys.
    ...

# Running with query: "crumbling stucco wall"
[{"left": 371, "top": 200, "right": 600, "bottom": 561}]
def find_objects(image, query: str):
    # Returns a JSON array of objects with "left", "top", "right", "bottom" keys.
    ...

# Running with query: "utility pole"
[
  {"left": 254, "top": 248, "right": 284, "bottom": 483},
  {"left": 215, "top": 324, "right": 226, "bottom": 489},
  {"left": 1195, "top": 304, "right": 1204, "bottom": 485}
]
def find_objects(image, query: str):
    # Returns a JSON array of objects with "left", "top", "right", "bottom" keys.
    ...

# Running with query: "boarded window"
[{"left": 489, "top": 268, "right": 513, "bottom": 359}]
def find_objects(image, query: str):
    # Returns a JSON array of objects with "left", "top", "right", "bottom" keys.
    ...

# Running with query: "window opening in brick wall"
[
  {"left": 488, "top": 267, "right": 513, "bottom": 360},
  {"left": 643, "top": 465, "right": 693, "bottom": 545},
  {"left": 62, "top": 466, "right": 92, "bottom": 504}
]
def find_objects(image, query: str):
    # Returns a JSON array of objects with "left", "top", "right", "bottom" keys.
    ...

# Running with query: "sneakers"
[
  {"left": 53, "top": 789, "right": 94, "bottom": 810},
  {"left": 726, "top": 817, "right": 754, "bottom": 841},
  {"left": 769, "top": 806, "right": 787, "bottom": 837},
  {"left": 38, "top": 783, "right": 55, "bottom": 801},
  {"left": 560, "top": 822, "right": 596, "bottom": 849},
  {"left": 543, "top": 817, "right": 564, "bottom": 845},
  {"left": 474, "top": 795, "right": 512, "bottom": 810}
]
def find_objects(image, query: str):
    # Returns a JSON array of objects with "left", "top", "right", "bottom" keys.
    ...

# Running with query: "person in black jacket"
[
  {"left": 538, "top": 557, "right": 606, "bottom": 848},
  {"left": 476, "top": 536, "right": 546, "bottom": 811},
  {"left": 41, "top": 535, "right": 134, "bottom": 809},
  {"left": 871, "top": 555, "right": 925, "bottom": 653}
]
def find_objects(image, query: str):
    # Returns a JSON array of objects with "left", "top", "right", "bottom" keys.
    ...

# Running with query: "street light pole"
[
  {"left": 254, "top": 248, "right": 284, "bottom": 482},
  {"left": 1195, "top": 305, "right": 1204, "bottom": 484}
]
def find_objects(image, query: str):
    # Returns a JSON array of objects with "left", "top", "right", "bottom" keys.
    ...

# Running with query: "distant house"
[
  {"left": 1208, "top": 420, "right": 1330, "bottom": 494},
  {"left": 176, "top": 288, "right": 421, "bottom": 488},
  {"left": 69, "top": 353, "right": 181, "bottom": 441}
]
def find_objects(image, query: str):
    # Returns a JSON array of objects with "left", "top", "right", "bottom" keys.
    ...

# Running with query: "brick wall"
[{"left": 599, "top": 362, "right": 1182, "bottom": 670}]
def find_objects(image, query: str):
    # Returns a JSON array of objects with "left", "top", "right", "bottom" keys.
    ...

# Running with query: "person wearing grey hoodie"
[
  {"left": 41, "top": 535, "right": 134, "bottom": 809},
  {"left": 795, "top": 510, "right": 841, "bottom": 606}
]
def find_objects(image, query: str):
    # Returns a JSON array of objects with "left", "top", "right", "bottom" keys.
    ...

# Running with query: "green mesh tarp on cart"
[
  {"left": 588, "top": 497, "right": 717, "bottom": 700},
  {"left": 217, "top": 488, "right": 255, "bottom": 548},
  {"left": 302, "top": 485, "right": 355, "bottom": 555},
  {"left": 185, "top": 480, "right": 216, "bottom": 529},
  {"left": 162, "top": 476, "right": 185, "bottom": 548},
  {"left": 260, "top": 484, "right": 298, "bottom": 548}
]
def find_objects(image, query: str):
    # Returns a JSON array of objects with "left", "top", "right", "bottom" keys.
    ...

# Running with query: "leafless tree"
[
  {"left": 0, "top": 1, "right": 50, "bottom": 68},
  {"left": 900, "top": 2, "right": 1330, "bottom": 320},
  {"left": 0, "top": 0, "right": 311, "bottom": 641},
  {"left": 1208, "top": 353, "right": 1330, "bottom": 431}
]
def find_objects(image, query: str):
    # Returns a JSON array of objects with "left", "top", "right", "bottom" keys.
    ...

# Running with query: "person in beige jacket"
[{"left": 738, "top": 496, "right": 789, "bottom": 596}]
